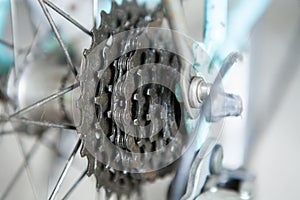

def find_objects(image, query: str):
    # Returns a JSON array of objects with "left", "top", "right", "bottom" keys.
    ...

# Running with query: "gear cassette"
[{"left": 76, "top": 0, "right": 185, "bottom": 197}]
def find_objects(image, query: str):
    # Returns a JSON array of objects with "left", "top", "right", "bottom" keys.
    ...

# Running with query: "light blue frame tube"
[
  {"left": 191, "top": 0, "right": 271, "bottom": 150},
  {"left": 204, "top": 0, "right": 228, "bottom": 57},
  {"left": 0, "top": 0, "right": 13, "bottom": 75},
  {"left": 216, "top": 0, "right": 272, "bottom": 64},
  {"left": 187, "top": 0, "right": 228, "bottom": 151}
]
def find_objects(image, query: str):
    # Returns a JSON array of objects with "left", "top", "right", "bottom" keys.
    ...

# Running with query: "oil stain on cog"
[{"left": 74, "top": 0, "right": 204, "bottom": 197}]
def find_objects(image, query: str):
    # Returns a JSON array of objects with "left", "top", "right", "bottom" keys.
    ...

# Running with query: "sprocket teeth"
[
  {"left": 107, "top": 110, "right": 112, "bottom": 118},
  {"left": 87, "top": 156, "right": 95, "bottom": 176},
  {"left": 76, "top": 0, "right": 184, "bottom": 197},
  {"left": 95, "top": 122, "right": 101, "bottom": 130},
  {"left": 133, "top": 119, "right": 139, "bottom": 126},
  {"left": 94, "top": 96, "right": 101, "bottom": 105},
  {"left": 137, "top": 138, "right": 145, "bottom": 147},
  {"left": 100, "top": 11, "right": 110, "bottom": 28},
  {"left": 111, "top": 0, "right": 118, "bottom": 11},
  {"left": 146, "top": 113, "right": 151, "bottom": 121},
  {"left": 106, "top": 85, "right": 113, "bottom": 92}
]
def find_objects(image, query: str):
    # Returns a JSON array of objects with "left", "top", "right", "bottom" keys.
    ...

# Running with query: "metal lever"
[{"left": 181, "top": 138, "right": 223, "bottom": 200}]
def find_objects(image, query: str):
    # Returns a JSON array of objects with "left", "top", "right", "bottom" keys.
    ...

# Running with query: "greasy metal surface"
[
  {"left": 169, "top": 52, "right": 243, "bottom": 200},
  {"left": 76, "top": 1, "right": 183, "bottom": 197},
  {"left": 180, "top": 138, "right": 218, "bottom": 200},
  {"left": 188, "top": 76, "right": 210, "bottom": 108},
  {"left": 163, "top": 0, "right": 200, "bottom": 119}
]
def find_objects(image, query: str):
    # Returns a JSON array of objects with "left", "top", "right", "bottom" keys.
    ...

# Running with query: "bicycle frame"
[{"left": 0, "top": 0, "right": 13, "bottom": 75}]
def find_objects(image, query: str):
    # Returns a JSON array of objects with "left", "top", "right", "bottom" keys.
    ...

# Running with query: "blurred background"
[
  {"left": 0, "top": 0, "right": 299, "bottom": 199},
  {"left": 246, "top": 1, "right": 300, "bottom": 199}
]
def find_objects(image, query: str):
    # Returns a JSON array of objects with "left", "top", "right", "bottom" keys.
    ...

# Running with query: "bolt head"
[{"left": 210, "top": 144, "right": 223, "bottom": 174}]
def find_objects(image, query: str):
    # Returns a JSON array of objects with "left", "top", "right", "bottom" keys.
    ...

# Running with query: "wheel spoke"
[
  {"left": 0, "top": 89, "right": 16, "bottom": 108},
  {"left": 61, "top": 168, "right": 87, "bottom": 200},
  {"left": 37, "top": 0, "right": 78, "bottom": 76},
  {"left": 0, "top": 116, "right": 76, "bottom": 130},
  {"left": 1, "top": 136, "right": 41, "bottom": 200},
  {"left": 41, "top": 137, "right": 76, "bottom": 163},
  {"left": 0, "top": 130, "right": 21, "bottom": 136},
  {"left": 0, "top": 39, "right": 13, "bottom": 49},
  {"left": 0, "top": 130, "right": 14, "bottom": 135},
  {"left": 2, "top": 0, "right": 88, "bottom": 199},
  {"left": 6, "top": 117, "right": 76, "bottom": 130},
  {"left": 22, "top": 23, "right": 43, "bottom": 64},
  {"left": 15, "top": 134, "right": 39, "bottom": 200},
  {"left": 43, "top": 0, "right": 92, "bottom": 36},
  {"left": 9, "top": 82, "right": 79, "bottom": 118},
  {"left": 48, "top": 139, "right": 82, "bottom": 200},
  {"left": 10, "top": 0, "right": 18, "bottom": 77}
]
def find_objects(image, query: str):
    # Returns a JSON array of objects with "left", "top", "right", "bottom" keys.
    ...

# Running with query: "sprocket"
[{"left": 76, "top": 0, "right": 185, "bottom": 197}]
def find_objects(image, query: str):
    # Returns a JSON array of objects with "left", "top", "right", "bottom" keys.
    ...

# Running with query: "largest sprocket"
[{"left": 76, "top": 1, "right": 185, "bottom": 197}]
